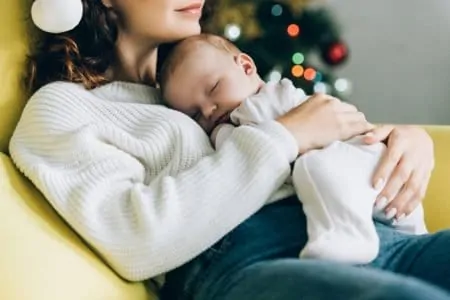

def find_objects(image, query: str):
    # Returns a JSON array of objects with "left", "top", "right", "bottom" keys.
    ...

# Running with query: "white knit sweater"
[{"left": 9, "top": 81, "right": 297, "bottom": 281}]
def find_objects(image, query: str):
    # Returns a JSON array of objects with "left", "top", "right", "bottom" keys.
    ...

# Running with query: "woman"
[{"left": 10, "top": 0, "right": 449, "bottom": 299}]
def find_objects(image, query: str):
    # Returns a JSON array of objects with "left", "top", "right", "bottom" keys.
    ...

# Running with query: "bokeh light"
[
  {"left": 314, "top": 72, "right": 323, "bottom": 82},
  {"left": 287, "top": 24, "right": 300, "bottom": 37},
  {"left": 268, "top": 70, "right": 282, "bottom": 82},
  {"left": 292, "top": 52, "right": 304, "bottom": 65},
  {"left": 335, "top": 78, "right": 350, "bottom": 92},
  {"left": 291, "top": 65, "right": 304, "bottom": 78},
  {"left": 271, "top": 4, "right": 283, "bottom": 17},
  {"left": 224, "top": 24, "right": 241, "bottom": 41},
  {"left": 304, "top": 68, "right": 316, "bottom": 81},
  {"left": 314, "top": 82, "right": 329, "bottom": 94}
]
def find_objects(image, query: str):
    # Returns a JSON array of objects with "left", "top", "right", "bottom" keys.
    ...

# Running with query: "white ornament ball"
[{"left": 31, "top": 0, "right": 83, "bottom": 34}]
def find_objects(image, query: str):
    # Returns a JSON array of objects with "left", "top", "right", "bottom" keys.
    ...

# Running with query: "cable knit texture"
[{"left": 9, "top": 81, "right": 297, "bottom": 281}]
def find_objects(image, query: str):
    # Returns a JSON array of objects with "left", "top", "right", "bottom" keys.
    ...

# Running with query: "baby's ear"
[{"left": 235, "top": 53, "right": 257, "bottom": 75}]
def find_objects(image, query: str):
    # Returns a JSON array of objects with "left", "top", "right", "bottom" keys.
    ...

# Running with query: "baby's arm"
[
  {"left": 212, "top": 79, "right": 307, "bottom": 150},
  {"left": 211, "top": 123, "right": 236, "bottom": 150},
  {"left": 231, "top": 78, "right": 307, "bottom": 125}
]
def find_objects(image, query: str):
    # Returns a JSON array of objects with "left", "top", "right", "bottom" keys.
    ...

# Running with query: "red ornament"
[{"left": 322, "top": 41, "right": 349, "bottom": 66}]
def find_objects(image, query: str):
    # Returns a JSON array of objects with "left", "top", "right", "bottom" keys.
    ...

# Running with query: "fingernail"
[
  {"left": 374, "top": 178, "right": 384, "bottom": 190},
  {"left": 375, "top": 197, "right": 388, "bottom": 210},
  {"left": 365, "top": 132, "right": 374, "bottom": 137},
  {"left": 385, "top": 208, "right": 397, "bottom": 219}
]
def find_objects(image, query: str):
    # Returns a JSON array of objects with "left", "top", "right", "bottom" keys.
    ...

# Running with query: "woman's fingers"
[
  {"left": 336, "top": 109, "right": 373, "bottom": 141},
  {"left": 350, "top": 113, "right": 374, "bottom": 131},
  {"left": 342, "top": 113, "right": 374, "bottom": 138},
  {"left": 363, "top": 125, "right": 394, "bottom": 144},
  {"left": 370, "top": 125, "right": 434, "bottom": 221},
  {"left": 385, "top": 170, "right": 425, "bottom": 218},
  {"left": 375, "top": 157, "right": 411, "bottom": 208},
  {"left": 372, "top": 142, "right": 403, "bottom": 190},
  {"left": 389, "top": 169, "right": 431, "bottom": 217}
]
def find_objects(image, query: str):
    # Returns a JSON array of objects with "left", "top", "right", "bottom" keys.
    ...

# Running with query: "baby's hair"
[{"left": 159, "top": 34, "right": 240, "bottom": 94}]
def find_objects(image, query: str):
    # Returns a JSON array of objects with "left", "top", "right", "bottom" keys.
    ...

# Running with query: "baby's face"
[{"left": 163, "top": 46, "right": 260, "bottom": 133}]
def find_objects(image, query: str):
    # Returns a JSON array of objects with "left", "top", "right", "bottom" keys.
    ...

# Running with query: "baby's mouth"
[{"left": 215, "top": 112, "right": 231, "bottom": 126}]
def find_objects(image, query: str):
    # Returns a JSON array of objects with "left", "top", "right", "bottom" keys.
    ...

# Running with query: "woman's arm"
[
  {"left": 9, "top": 85, "right": 298, "bottom": 281},
  {"left": 10, "top": 84, "right": 372, "bottom": 281}
]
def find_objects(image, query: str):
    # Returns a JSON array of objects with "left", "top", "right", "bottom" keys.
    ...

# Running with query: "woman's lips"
[{"left": 176, "top": 2, "right": 203, "bottom": 16}]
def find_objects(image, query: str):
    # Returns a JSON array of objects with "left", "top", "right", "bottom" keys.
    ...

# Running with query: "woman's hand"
[
  {"left": 364, "top": 125, "right": 435, "bottom": 220},
  {"left": 277, "top": 93, "right": 374, "bottom": 154}
]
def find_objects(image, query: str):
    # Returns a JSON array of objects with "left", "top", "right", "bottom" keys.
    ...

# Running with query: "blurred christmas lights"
[
  {"left": 205, "top": 1, "right": 352, "bottom": 99},
  {"left": 271, "top": 4, "right": 283, "bottom": 17},
  {"left": 224, "top": 24, "right": 241, "bottom": 41},
  {"left": 291, "top": 65, "right": 304, "bottom": 78},
  {"left": 287, "top": 24, "right": 300, "bottom": 37},
  {"left": 334, "top": 78, "right": 352, "bottom": 93},
  {"left": 304, "top": 68, "right": 316, "bottom": 81},
  {"left": 292, "top": 52, "right": 304, "bottom": 64},
  {"left": 314, "top": 82, "right": 329, "bottom": 94},
  {"left": 268, "top": 69, "right": 283, "bottom": 82},
  {"left": 314, "top": 72, "right": 323, "bottom": 82}
]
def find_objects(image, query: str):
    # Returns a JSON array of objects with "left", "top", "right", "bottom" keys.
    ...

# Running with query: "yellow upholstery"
[
  {"left": 423, "top": 126, "right": 450, "bottom": 232},
  {"left": 0, "top": 1, "right": 448, "bottom": 300},
  {"left": 0, "top": 153, "right": 151, "bottom": 300},
  {"left": 0, "top": 1, "right": 153, "bottom": 299},
  {"left": 0, "top": 0, "right": 29, "bottom": 153}
]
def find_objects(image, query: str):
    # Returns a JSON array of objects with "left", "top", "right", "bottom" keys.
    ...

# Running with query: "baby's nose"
[{"left": 201, "top": 104, "right": 217, "bottom": 119}]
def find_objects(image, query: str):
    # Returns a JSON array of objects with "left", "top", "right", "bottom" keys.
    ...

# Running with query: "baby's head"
[{"left": 160, "top": 33, "right": 263, "bottom": 133}]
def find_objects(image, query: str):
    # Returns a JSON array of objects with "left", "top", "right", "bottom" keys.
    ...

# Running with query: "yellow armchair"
[
  {"left": 423, "top": 126, "right": 450, "bottom": 232},
  {"left": 0, "top": 154, "right": 151, "bottom": 300},
  {"left": 0, "top": 1, "right": 448, "bottom": 300},
  {"left": 0, "top": 1, "right": 152, "bottom": 299}
]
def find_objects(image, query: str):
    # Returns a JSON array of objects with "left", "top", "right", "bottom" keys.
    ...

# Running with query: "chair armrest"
[{"left": 422, "top": 126, "right": 450, "bottom": 232}]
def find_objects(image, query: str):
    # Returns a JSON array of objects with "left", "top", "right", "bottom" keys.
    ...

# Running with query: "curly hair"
[{"left": 26, "top": 0, "right": 217, "bottom": 94}]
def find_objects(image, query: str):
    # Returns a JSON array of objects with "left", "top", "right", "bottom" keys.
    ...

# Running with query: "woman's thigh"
[
  {"left": 159, "top": 197, "right": 307, "bottom": 299},
  {"left": 207, "top": 259, "right": 450, "bottom": 300},
  {"left": 371, "top": 225, "right": 450, "bottom": 292},
  {"left": 158, "top": 197, "right": 450, "bottom": 299}
]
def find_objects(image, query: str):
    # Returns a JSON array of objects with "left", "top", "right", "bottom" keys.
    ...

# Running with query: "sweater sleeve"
[{"left": 9, "top": 85, "right": 298, "bottom": 281}]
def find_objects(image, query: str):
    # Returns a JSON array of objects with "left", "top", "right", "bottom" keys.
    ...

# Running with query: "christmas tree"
[{"left": 202, "top": 0, "right": 352, "bottom": 99}]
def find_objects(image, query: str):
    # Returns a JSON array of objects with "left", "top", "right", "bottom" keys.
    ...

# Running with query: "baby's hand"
[
  {"left": 210, "top": 124, "right": 224, "bottom": 145},
  {"left": 210, "top": 124, "right": 236, "bottom": 149}
]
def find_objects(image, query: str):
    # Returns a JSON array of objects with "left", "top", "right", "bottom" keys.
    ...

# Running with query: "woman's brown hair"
[
  {"left": 26, "top": 0, "right": 117, "bottom": 93},
  {"left": 26, "top": 0, "right": 217, "bottom": 94}
]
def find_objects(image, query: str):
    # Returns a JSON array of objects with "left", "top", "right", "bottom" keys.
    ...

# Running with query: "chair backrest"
[{"left": 0, "top": 0, "right": 31, "bottom": 153}]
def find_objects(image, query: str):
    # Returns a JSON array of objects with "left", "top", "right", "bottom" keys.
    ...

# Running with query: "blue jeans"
[{"left": 155, "top": 196, "right": 450, "bottom": 299}]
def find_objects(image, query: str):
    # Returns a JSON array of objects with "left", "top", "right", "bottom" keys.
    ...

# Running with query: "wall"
[{"left": 330, "top": 0, "right": 450, "bottom": 124}]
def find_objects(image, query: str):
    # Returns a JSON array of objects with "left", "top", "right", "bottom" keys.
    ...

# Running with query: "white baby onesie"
[{"left": 215, "top": 78, "right": 427, "bottom": 264}]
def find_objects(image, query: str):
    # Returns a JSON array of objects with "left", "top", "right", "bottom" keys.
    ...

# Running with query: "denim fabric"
[{"left": 156, "top": 196, "right": 450, "bottom": 300}]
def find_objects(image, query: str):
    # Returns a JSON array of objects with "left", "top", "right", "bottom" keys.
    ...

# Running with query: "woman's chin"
[{"left": 179, "top": 23, "right": 202, "bottom": 37}]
